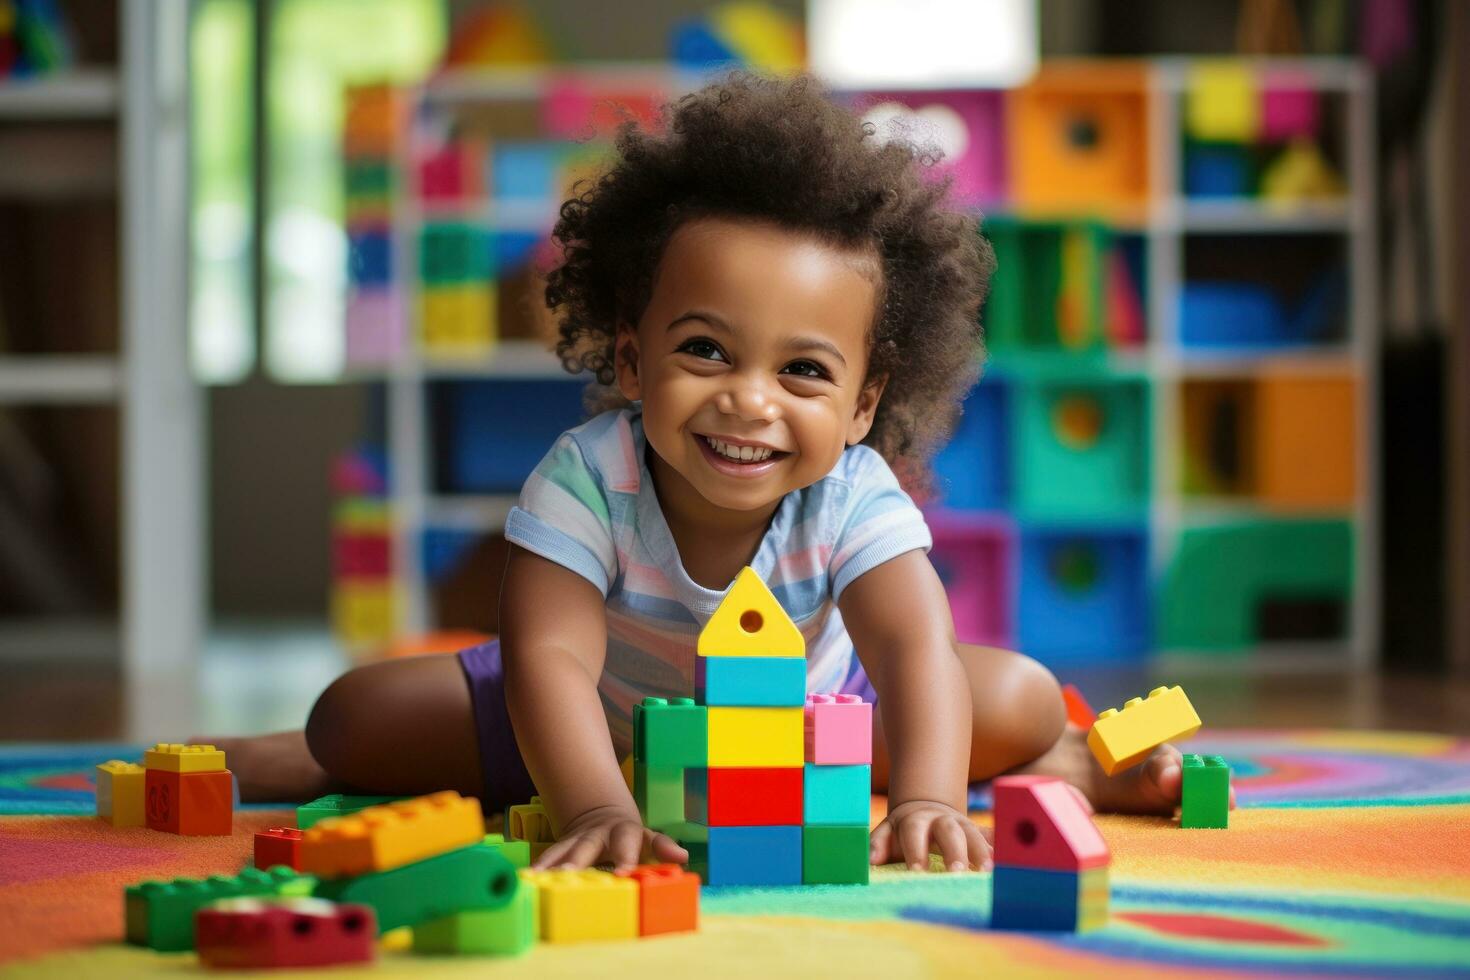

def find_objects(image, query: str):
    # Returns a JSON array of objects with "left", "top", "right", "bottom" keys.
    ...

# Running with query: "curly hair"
[{"left": 544, "top": 71, "right": 994, "bottom": 485}]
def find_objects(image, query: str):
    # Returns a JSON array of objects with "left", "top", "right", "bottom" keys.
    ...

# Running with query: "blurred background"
[{"left": 0, "top": 0, "right": 1465, "bottom": 742}]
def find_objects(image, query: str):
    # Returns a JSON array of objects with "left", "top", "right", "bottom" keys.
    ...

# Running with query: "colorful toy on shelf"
[
  {"left": 124, "top": 867, "right": 315, "bottom": 953},
  {"left": 0, "top": 0, "right": 73, "bottom": 78},
  {"left": 1087, "top": 686, "right": 1201, "bottom": 776},
  {"left": 990, "top": 775, "right": 1110, "bottom": 931},
  {"left": 443, "top": 3, "right": 551, "bottom": 68},
  {"left": 1187, "top": 62, "right": 1259, "bottom": 143},
  {"left": 195, "top": 898, "right": 376, "bottom": 970},
  {"left": 95, "top": 760, "right": 145, "bottom": 828},
  {"left": 1181, "top": 754, "right": 1231, "bottom": 829},
  {"left": 342, "top": 83, "right": 406, "bottom": 367},
  {"left": 329, "top": 451, "right": 397, "bottom": 653},
  {"left": 144, "top": 743, "right": 232, "bottom": 836},
  {"left": 670, "top": 1, "right": 803, "bottom": 73},
  {"left": 635, "top": 567, "right": 872, "bottom": 886}
]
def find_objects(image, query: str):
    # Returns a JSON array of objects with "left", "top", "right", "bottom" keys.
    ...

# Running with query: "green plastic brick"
[
  {"left": 418, "top": 222, "right": 491, "bottom": 284},
  {"left": 803, "top": 825, "right": 870, "bottom": 885},
  {"left": 634, "top": 762, "right": 685, "bottom": 831},
  {"left": 633, "top": 697, "right": 707, "bottom": 768},
  {"left": 124, "top": 866, "right": 315, "bottom": 951},
  {"left": 1181, "top": 754, "right": 1230, "bottom": 829},
  {"left": 413, "top": 880, "right": 537, "bottom": 956},
  {"left": 314, "top": 843, "right": 516, "bottom": 933},
  {"left": 482, "top": 833, "right": 531, "bottom": 869},
  {"left": 296, "top": 793, "right": 403, "bottom": 829}
]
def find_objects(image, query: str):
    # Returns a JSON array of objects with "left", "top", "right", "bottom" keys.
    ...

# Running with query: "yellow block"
[
  {"left": 96, "top": 761, "right": 145, "bottom": 827},
  {"left": 708, "top": 706, "right": 803, "bottom": 767},
  {"left": 697, "top": 566, "right": 805, "bottom": 658},
  {"left": 1186, "top": 62, "right": 1259, "bottom": 142},
  {"left": 332, "top": 580, "right": 396, "bottom": 646},
  {"left": 419, "top": 284, "right": 495, "bottom": 354},
  {"left": 143, "top": 743, "right": 226, "bottom": 773},
  {"left": 508, "top": 796, "right": 555, "bottom": 844},
  {"left": 1087, "top": 686, "right": 1202, "bottom": 776},
  {"left": 301, "top": 790, "right": 484, "bottom": 877},
  {"left": 518, "top": 869, "right": 637, "bottom": 943}
]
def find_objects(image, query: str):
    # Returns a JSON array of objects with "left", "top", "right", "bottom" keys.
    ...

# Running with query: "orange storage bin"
[{"left": 1255, "top": 373, "right": 1357, "bottom": 507}]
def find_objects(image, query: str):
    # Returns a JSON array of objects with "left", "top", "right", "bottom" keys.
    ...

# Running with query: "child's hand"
[
  {"left": 870, "top": 799, "right": 992, "bottom": 872},
  {"left": 531, "top": 804, "right": 688, "bottom": 873}
]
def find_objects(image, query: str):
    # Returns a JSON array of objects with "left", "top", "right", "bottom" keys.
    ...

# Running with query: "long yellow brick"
[{"left": 1087, "top": 686, "right": 1201, "bottom": 775}]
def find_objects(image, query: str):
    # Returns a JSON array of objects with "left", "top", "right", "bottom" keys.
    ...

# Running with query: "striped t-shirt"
[{"left": 504, "top": 407, "right": 932, "bottom": 757}]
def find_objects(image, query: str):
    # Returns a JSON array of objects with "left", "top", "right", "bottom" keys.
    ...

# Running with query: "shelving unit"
[
  {"left": 342, "top": 58, "right": 1375, "bottom": 672},
  {"left": 0, "top": 2, "right": 200, "bottom": 737}
]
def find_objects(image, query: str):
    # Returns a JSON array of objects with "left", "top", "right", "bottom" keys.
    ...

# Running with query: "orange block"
[
  {"left": 1255, "top": 374, "right": 1356, "bottom": 507},
  {"left": 144, "top": 769, "right": 233, "bottom": 836},
  {"left": 300, "top": 791, "right": 484, "bottom": 877},
  {"left": 621, "top": 864, "right": 699, "bottom": 936},
  {"left": 1010, "top": 62, "right": 1151, "bottom": 215}
]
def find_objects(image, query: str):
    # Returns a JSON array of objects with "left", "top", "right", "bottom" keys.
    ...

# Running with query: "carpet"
[{"left": 1, "top": 730, "right": 1468, "bottom": 978}]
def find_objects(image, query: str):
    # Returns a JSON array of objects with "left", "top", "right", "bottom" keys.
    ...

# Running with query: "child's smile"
[{"left": 614, "top": 217, "right": 886, "bottom": 519}]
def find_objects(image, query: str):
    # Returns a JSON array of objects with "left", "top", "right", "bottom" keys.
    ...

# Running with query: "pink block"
[
  {"left": 992, "top": 775, "right": 1110, "bottom": 872},
  {"left": 804, "top": 693, "right": 872, "bottom": 765},
  {"left": 853, "top": 90, "right": 1006, "bottom": 206},
  {"left": 1261, "top": 77, "right": 1320, "bottom": 142},
  {"left": 345, "top": 289, "right": 405, "bottom": 366},
  {"left": 927, "top": 513, "right": 1014, "bottom": 649}
]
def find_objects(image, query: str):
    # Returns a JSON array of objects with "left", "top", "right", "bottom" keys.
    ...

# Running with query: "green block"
[
  {"left": 296, "top": 793, "right": 403, "bottom": 829},
  {"left": 313, "top": 843, "right": 516, "bottom": 934},
  {"left": 413, "top": 879, "right": 538, "bottom": 956},
  {"left": 1181, "top": 754, "right": 1230, "bottom": 829},
  {"left": 482, "top": 833, "right": 531, "bottom": 869},
  {"left": 803, "top": 825, "right": 870, "bottom": 885},
  {"left": 1161, "top": 519, "right": 1353, "bottom": 650},
  {"left": 124, "top": 867, "right": 315, "bottom": 952},
  {"left": 418, "top": 221, "right": 491, "bottom": 284},
  {"left": 634, "top": 762, "right": 685, "bottom": 830},
  {"left": 633, "top": 697, "right": 707, "bottom": 768}
]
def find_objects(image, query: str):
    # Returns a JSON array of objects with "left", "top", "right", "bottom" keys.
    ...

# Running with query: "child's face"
[{"left": 616, "top": 217, "right": 884, "bottom": 514}]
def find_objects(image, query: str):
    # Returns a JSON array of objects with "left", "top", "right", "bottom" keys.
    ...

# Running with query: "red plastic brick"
[
  {"left": 706, "top": 767, "right": 802, "bottom": 826},
  {"left": 195, "top": 898, "right": 376, "bottom": 969},
  {"left": 1061, "top": 684, "right": 1097, "bottom": 728},
  {"left": 620, "top": 864, "right": 700, "bottom": 936},
  {"left": 992, "top": 775, "right": 1109, "bottom": 872},
  {"left": 145, "top": 769, "right": 233, "bottom": 836},
  {"left": 254, "top": 827, "right": 304, "bottom": 871}
]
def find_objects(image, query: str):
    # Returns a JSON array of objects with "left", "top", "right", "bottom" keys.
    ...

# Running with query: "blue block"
[
  {"left": 695, "top": 656, "right": 806, "bottom": 706},
  {"left": 705, "top": 826, "right": 802, "bottom": 886},
  {"left": 803, "top": 765, "right": 870, "bottom": 826},
  {"left": 1184, "top": 143, "right": 1252, "bottom": 197},
  {"left": 437, "top": 379, "right": 587, "bottom": 493},
  {"left": 491, "top": 142, "right": 573, "bottom": 202},
  {"left": 990, "top": 866, "right": 1102, "bottom": 931},
  {"left": 348, "top": 229, "right": 392, "bottom": 285}
]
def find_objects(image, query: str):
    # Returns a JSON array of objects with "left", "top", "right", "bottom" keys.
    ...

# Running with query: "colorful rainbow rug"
[{"left": 2, "top": 730, "right": 1468, "bottom": 978}]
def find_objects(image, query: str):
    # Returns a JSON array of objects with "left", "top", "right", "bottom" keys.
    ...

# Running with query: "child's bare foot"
[
  {"left": 1013, "top": 726, "right": 1237, "bottom": 815},
  {"left": 195, "top": 730, "right": 340, "bottom": 803}
]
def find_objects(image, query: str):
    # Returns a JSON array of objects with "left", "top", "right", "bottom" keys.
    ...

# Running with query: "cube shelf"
[
  {"left": 431, "top": 379, "right": 586, "bottom": 494},
  {"left": 1180, "top": 232, "right": 1348, "bottom": 349},
  {"left": 926, "top": 512, "right": 1014, "bottom": 649},
  {"left": 932, "top": 380, "right": 1010, "bottom": 510},
  {"left": 1017, "top": 525, "right": 1151, "bottom": 663}
]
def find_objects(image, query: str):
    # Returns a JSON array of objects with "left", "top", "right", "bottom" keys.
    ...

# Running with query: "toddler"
[{"left": 224, "top": 73, "right": 1201, "bottom": 874}]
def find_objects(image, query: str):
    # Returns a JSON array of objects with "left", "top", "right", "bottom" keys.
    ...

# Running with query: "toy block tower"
[
  {"left": 989, "top": 775, "right": 1110, "bottom": 931},
  {"left": 143, "top": 744, "right": 232, "bottom": 836},
  {"left": 634, "top": 566, "right": 872, "bottom": 886}
]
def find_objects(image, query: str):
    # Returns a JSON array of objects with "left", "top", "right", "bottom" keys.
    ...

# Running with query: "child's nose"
[{"left": 716, "top": 376, "right": 780, "bottom": 423}]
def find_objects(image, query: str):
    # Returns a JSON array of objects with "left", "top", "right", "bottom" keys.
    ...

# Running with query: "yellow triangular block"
[{"left": 697, "top": 566, "right": 804, "bottom": 658}]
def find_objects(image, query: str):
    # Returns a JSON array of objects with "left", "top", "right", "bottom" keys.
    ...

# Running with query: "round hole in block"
[
  {"left": 739, "top": 609, "right": 763, "bottom": 633},
  {"left": 1049, "top": 542, "right": 1101, "bottom": 594},
  {"left": 489, "top": 869, "right": 516, "bottom": 899},
  {"left": 291, "top": 916, "right": 316, "bottom": 936},
  {"left": 1065, "top": 114, "right": 1101, "bottom": 151},
  {"left": 1015, "top": 818, "right": 1038, "bottom": 846},
  {"left": 1052, "top": 393, "right": 1104, "bottom": 449},
  {"left": 340, "top": 912, "right": 367, "bottom": 934}
]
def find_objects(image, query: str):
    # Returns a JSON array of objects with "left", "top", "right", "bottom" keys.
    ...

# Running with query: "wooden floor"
[{"left": 2, "top": 638, "right": 1469, "bottom": 742}]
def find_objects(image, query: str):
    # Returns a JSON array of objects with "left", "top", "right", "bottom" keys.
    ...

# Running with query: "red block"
[
  {"left": 145, "top": 769, "right": 233, "bottom": 836},
  {"left": 255, "top": 827, "right": 304, "bottom": 871},
  {"left": 332, "top": 533, "right": 391, "bottom": 578},
  {"left": 1061, "top": 684, "right": 1097, "bottom": 728},
  {"left": 707, "top": 768, "right": 802, "bottom": 826},
  {"left": 196, "top": 899, "right": 376, "bottom": 969},
  {"left": 620, "top": 863, "right": 700, "bottom": 936},
  {"left": 992, "top": 775, "right": 1109, "bottom": 872}
]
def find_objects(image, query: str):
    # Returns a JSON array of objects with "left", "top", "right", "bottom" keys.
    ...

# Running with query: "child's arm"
[
  {"left": 499, "top": 546, "right": 687, "bottom": 871},
  {"left": 837, "top": 550, "right": 991, "bottom": 871}
]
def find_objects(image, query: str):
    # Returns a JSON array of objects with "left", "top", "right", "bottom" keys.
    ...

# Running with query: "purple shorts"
[{"left": 458, "top": 640, "right": 877, "bottom": 811}]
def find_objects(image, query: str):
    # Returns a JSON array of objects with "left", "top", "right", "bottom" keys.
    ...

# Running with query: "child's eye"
[
  {"left": 781, "top": 360, "right": 830, "bottom": 380},
  {"left": 676, "top": 338, "right": 728, "bottom": 363}
]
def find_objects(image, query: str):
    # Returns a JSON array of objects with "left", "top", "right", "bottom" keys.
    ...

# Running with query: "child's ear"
[
  {"left": 846, "top": 375, "right": 887, "bottom": 445},
  {"left": 613, "top": 324, "right": 642, "bottom": 401}
]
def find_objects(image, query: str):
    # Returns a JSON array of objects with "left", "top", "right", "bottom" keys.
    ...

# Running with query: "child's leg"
[{"left": 871, "top": 644, "right": 1185, "bottom": 814}]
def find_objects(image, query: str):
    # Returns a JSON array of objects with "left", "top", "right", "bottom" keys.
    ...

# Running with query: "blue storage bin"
[
  {"left": 1179, "top": 283, "right": 1287, "bottom": 346},
  {"left": 435, "top": 379, "right": 587, "bottom": 493},
  {"left": 932, "top": 380, "right": 1010, "bottom": 510},
  {"left": 1016, "top": 524, "right": 1150, "bottom": 663},
  {"left": 348, "top": 229, "right": 392, "bottom": 286},
  {"left": 421, "top": 527, "right": 482, "bottom": 584}
]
